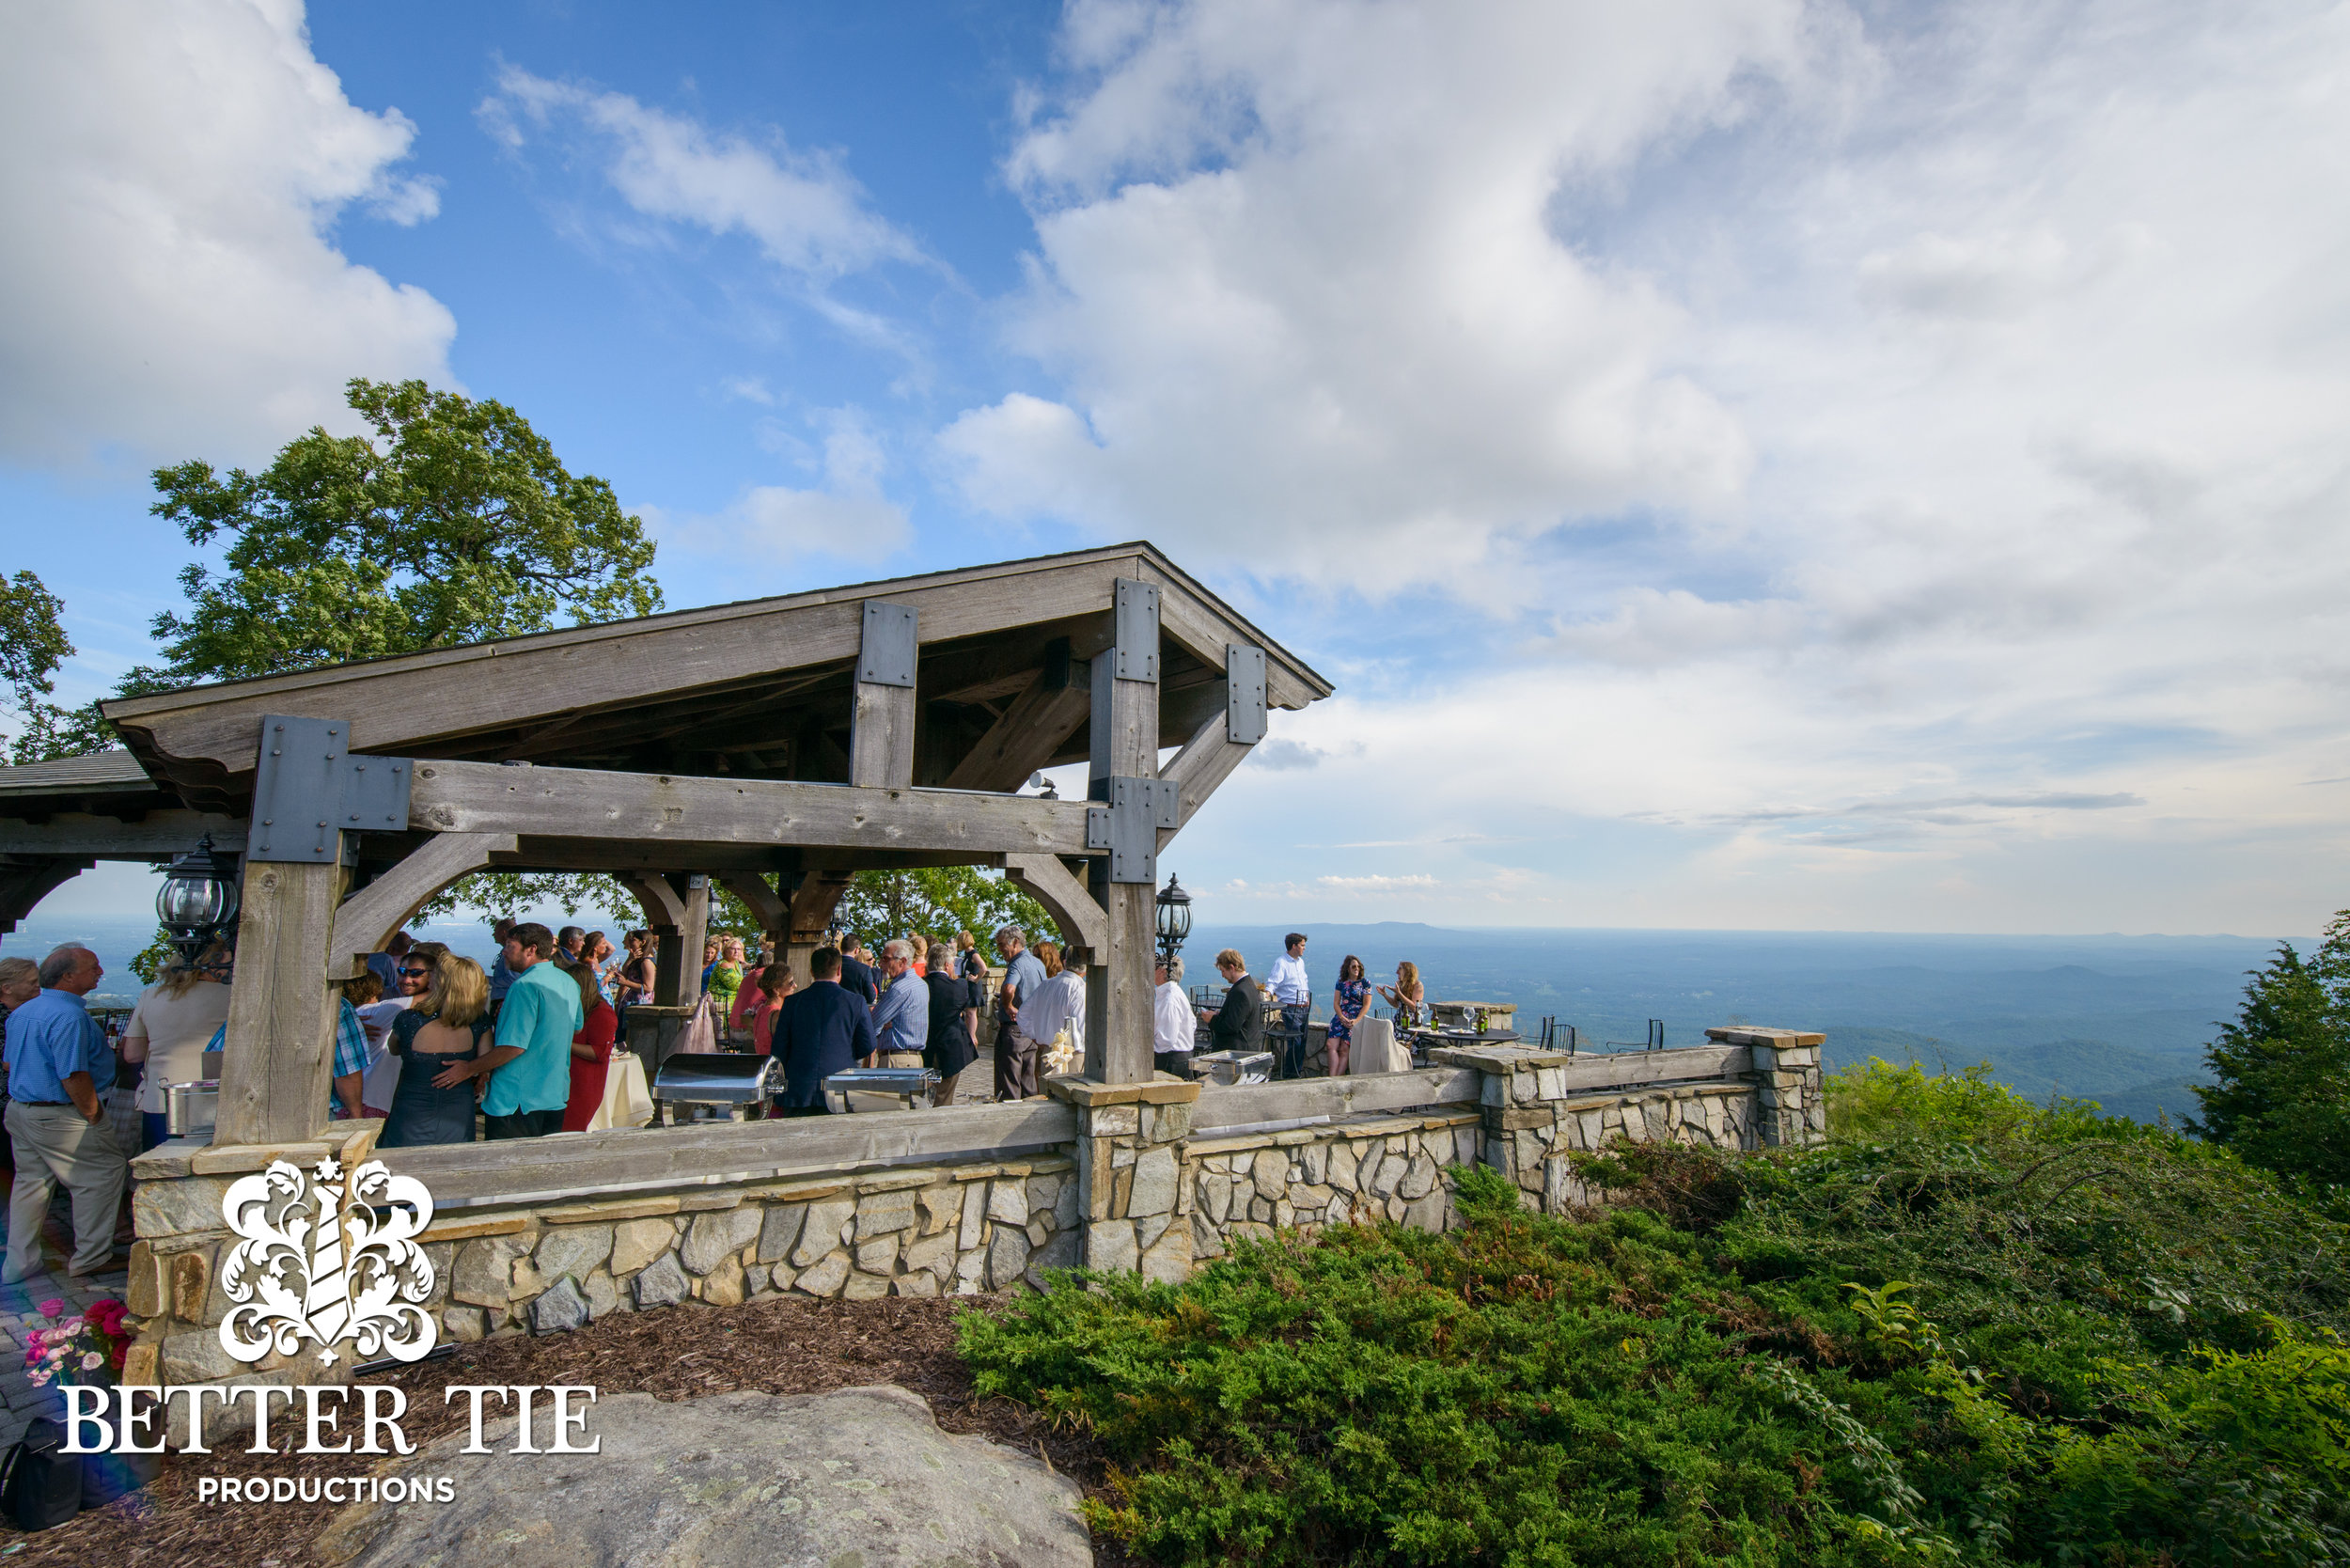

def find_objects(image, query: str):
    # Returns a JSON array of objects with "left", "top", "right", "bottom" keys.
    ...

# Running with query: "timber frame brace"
[{"left": 247, "top": 715, "right": 413, "bottom": 864}]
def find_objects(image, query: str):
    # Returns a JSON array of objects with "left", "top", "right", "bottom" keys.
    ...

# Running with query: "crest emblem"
[{"left": 217, "top": 1156, "right": 438, "bottom": 1367}]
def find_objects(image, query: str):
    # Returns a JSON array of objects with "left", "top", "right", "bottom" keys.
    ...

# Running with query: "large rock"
[
  {"left": 315, "top": 1386, "right": 1089, "bottom": 1568},
  {"left": 792, "top": 1199, "right": 857, "bottom": 1267},
  {"left": 682, "top": 1207, "right": 762, "bottom": 1276},
  {"left": 633, "top": 1253, "right": 690, "bottom": 1309},
  {"left": 531, "top": 1276, "right": 590, "bottom": 1335}
]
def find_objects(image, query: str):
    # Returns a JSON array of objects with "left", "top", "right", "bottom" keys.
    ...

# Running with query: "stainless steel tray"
[{"left": 651, "top": 1052, "right": 784, "bottom": 1103}]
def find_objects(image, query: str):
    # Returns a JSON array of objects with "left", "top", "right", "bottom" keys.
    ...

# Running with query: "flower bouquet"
[{"left": 24, "top": 1296, "right": 133, "bottom": 1389}]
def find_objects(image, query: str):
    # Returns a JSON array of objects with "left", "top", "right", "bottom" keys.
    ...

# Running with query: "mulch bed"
[{"left": 0, "top": 1294, "right": 1133, "bottom": 1568}]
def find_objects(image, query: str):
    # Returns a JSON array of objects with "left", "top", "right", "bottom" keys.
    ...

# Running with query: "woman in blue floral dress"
[{"left": 1326, "top": 955, "right": 1370, "bottom": 1076}]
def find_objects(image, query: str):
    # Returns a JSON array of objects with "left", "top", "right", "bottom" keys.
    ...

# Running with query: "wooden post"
[
  {"left": 651, "top": 873, "right": 711, "bottom": 1008},
  {"left": 785, "top": 869, "right": 853, "bottom": 988},
  {"left": 1085, "top": 581, "right": 1158, "bottom": 1084},
  {"left": 212, "top": 858, "right": 344, "bottom": 1146},
  {"left": 850, "top": 601, "right": 917, "bottom": 789}
]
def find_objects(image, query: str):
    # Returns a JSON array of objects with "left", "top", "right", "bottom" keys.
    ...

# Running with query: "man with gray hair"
[
  {"left": 991, "top": 925, "right": 1046, "bottom": 1101},
  {"left": 870, "top": 938, "right": 928, "bottom": 1069},
  {"left": 2, "top": 946, "right": 125, "bottom": 1281}
]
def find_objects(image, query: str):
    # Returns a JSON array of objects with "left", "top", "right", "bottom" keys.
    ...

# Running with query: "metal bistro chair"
[{"left": 1537, "top": 1015, "right": 1580, "bottom": 1055}]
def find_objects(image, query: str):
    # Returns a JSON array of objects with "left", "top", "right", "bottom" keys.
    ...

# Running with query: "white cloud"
[
  {"left": 971, "top": 0, "right": 2350, "bottom": 934},
  {"left": 939, "top": 0, "right": 1811, "bottom": 581},
  {"left": 643, "top": 409, "right": 910, "bottom": 558},
  {"left": 480, "top": 67, "right": 927, "bottom": 347},
  {"left": 0, "top": 0, "right": 456, "bottom": 467}
]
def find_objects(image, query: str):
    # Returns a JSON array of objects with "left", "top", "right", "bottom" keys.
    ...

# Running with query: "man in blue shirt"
[
  {"left": 486, "top": 917, "right": 520, "bottom": 1011},
  {"left": 991, "top": 926, "right": 1048, "bottom": 1102},
  {"left": 870, "top": 939, "right": 928, "bottom": 1068},
  {"left": 441, "top": 923, "right": 580, "bottom": 1139},
  {"left": 771, "top": 948, "right": 875, "bottom": 1116},
  {"left": 3, "top": 947, "right": 125, "bottom": 1282}
]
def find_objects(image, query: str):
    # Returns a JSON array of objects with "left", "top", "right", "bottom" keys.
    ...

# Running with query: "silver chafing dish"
[
  {"left": 822, "top": 1066, "right": 939, "bottom": 1110},
  {"left": 165, "top": 1079, "right": 219, "bottom": 1137},
  {"left": 1193, "top": 1049, "right": 1274, "bottom": 1086},
  {"left": 652, "top": 1052, "right": 785, "bottom": 1105}
]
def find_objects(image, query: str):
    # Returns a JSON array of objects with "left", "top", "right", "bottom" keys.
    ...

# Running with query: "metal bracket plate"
[
  {"left": 856, "top": 601, "right": 918, "bottom": 688},
  {"left": 1085, "top": 775, "right": 1177, "bottom": 884},
  {"left": 246, "top": 715, "right": 414, "bottom": 864},
  {"left": 1112, "top": 578, "right": 1160, "bottom": 682},
  {"left": 1226, "top": 643, "right": 1267, "bottom": 745}
]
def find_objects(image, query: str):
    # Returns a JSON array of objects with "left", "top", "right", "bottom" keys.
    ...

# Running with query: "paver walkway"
[{"left": 0, "top": 1176, "right": 132, "bottom": 1448}]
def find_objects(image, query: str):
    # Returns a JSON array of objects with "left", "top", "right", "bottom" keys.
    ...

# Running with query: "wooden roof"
[{"left": 97, "top": 541, "right": 1329, "bottom": 815}]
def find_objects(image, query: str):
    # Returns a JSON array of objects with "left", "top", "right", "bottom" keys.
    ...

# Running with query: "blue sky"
[{"left": 6, "top": 0, "right": 2349, "bottom": 937}]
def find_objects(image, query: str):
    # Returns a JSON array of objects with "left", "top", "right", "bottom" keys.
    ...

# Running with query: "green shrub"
[{"left": 964, "top": 1058, "right": 2350, "bottom": 1565}]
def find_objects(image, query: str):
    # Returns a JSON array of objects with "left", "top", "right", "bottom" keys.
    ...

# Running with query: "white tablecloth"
[{"left": 585, "top": 1054, "right": 654, "bottom": 1131}]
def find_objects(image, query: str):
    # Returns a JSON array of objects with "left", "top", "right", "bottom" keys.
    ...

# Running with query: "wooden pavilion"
[{"left": 0, "top": 542, "right": 1331, "bottom": 1147}]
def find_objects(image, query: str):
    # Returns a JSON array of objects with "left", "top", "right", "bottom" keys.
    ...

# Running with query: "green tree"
[
  {"left": 125, "top": 377, "right": 665, "bottom": 929},
  {"left": 836, "top": 868, "right": 1058, "bottom": 948},
  {"left": 0, "top": 569, "right": 108, "bottom": 763},
  {"left": 2189, "top": 913, "right": 2350, "bottom": 1212},
  {"left": 135, "top": 377, "right": 661, "bottom": 687}
]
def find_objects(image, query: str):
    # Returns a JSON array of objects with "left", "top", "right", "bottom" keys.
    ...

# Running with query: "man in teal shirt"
[{"left": 438, "top": 922, "right": 580, "bottom": 1139}]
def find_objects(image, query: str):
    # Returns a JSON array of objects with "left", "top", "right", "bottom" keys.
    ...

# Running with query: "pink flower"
[
  {"left": 26, "top": 1371, "right": 48, "bottom": 1388},
  {"left": 79, "top": 1352, "right": 102, "bottom": 1371},
  {"left": 36, "top": 1299, "right": 62, "bottom": 1319}
]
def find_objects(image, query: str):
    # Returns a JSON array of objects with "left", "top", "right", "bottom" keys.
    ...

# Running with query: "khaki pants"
[
  {"left": 6, "top": 1101, "right": 126, "bottom": 1278},
  {"left": 993, "top": 1025, "right": 1038, "bottom": 1101}
]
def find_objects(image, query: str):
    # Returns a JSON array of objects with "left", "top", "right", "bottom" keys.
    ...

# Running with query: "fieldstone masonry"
[{"left": 1046, "top": 1074, "right": 1198, "bottom": 1284}]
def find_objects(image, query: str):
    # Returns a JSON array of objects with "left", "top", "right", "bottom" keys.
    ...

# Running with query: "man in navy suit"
[
  {"left": 771, "top": 947, "right": 877, "bottom": 1116},
  {"left": 836, "top": 933, "right": 880, "bottom": 1005}
]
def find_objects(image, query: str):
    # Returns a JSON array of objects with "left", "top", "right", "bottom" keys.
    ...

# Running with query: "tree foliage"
[
  {"left": 134, "top": 377, "right": 661, "bottom": 687},
  {"left": 0, "top": 569, "right": 105, "bottom": 764},
  {"left": 836, "top": 867, "right": 1058, "bottom": 947},
  {"left": 2189, "top": 913, "right": 2350, "bottom": 1215}
]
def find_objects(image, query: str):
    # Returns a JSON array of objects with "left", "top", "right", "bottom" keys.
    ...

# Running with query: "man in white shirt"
[
  {"left": 1020, "top": 950, "right": 1086, "bottom": 1073},
  {"left": 1152, "top": 954, "right": 1194, "bottom": 1078},
  {"left": 1264, "top": 933, "right": 1311, "bottom": 1079}
]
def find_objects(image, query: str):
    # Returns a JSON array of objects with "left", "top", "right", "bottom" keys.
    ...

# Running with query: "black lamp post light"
[
  {"left": 1155, "top": 871, "right": 1192, "bottom": 962},
  {"left": 157, "top": 832, "right": 240, "bottom": 966}
]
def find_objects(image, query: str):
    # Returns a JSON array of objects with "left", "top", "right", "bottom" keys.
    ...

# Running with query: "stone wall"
[
  {"left": 124, "top": 1129, "right": 1082, "bottom": 1393},
  {"left": 1184, "top": 1109, "right": 1480, "bottom": 1262},
  {"left": 122, "top": 1026, "right": 1827, "bottom": 1422}
]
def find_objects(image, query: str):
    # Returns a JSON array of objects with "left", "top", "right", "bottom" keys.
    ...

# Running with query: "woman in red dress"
[
  {"left": 558, "top": 953, "right": 619, "bottom": 1132},
  {"left": 728, "top": 963, "right": 794, "bottom": 1055}
]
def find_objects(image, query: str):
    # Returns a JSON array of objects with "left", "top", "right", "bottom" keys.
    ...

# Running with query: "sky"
[{"left": 4, "top": 0, "right": 2348, "bottom": 937}]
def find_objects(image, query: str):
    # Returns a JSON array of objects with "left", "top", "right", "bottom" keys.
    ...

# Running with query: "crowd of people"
[
  {"left": 0, "top": 913, "right": 1445, "bottom": 1279},
  {"left": 1152, "top": 933, "right": 1431, "bottom": 1081}
]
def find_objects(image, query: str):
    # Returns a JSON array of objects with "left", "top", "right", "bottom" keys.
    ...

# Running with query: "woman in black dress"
[{"left": 380, "top": 955, "right": 493, "bottom": 1148}]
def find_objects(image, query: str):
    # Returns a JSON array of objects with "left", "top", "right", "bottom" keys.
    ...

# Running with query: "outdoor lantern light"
[
  {"left": 1155, "top": 871, "right": 1192, "bottom": 960},
  {"left": 156, "top": 831, "right": 240, "bottom": 966}
]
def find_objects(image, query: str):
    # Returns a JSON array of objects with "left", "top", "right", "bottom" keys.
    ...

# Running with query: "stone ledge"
[
  {"left": 1706, "top": 1027, "right": 1826, "bottom": 1048},
  {"left": 419, "top": 1214, "right": 533, "bottom": 1244},
  {"left": 189, "top": 1140, "right": 331, "bottom": 1176},
  {"left": 1044, "top": 1074, "right": 1201, "bottom": 1107}
]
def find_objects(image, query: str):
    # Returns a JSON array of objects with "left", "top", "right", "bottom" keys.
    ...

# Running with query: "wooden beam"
[
  {"left": 106, "top": 554, "right": 1141, "bottom": 799},
  {"left": 1136, "top": 557, "right": 1326, "bottom": 712},
  {"left": 617, "top": 872, "right": 686, "bottom": 928},
  {"left": 1158, "top": 708, "right": 1256, "bottom": 851},
  {"left": 375, "top": 1097, "right": 1081, "bottom": 1207},
  {"left": 784, "top": 868, "right": 854, "bottom": 987},
  {"left": 328, "top": 832, "right": 517, "bottom": 978},
  {"left": 0, "top": 810, "right": 247, "bottom": 859},
  {"left": 213, "top": 858, "right": 342, "bottom": 1146},
  {"left": 0, "top": 856, "right": 93, "bottom": 935},
  {"left": 1085, "top": 583, "right": 1159, "bottom": 1085},
  {"left": 718, "top": 870, "right": 790, "bottom": 939},
  {"left": 408, "top": 760, "right": 1096, "bottom": 856},
  {"left": 652, "top": 873, "right": 711, "bottom": 1009},
  {"left": 850, "top": 684, "right": 916, "bottom": 788},
  {"left": 940, "top": 660, "right": 1093, "bottom": 792},
  {"left": 1003, "top": 853, "right": 1107, "bottom": 957}
]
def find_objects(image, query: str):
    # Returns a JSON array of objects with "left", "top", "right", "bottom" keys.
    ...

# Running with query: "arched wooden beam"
[
  {"left": 617, "top": 872, "right": 686, "bottom": 929},
  {"left": 0, "top": 855, "right": 95, "bottom": 937},
  {"left": 329, "top": 832, "right": 519, "bottom": 977},
  {"left": 1004, "top": 852, "right": 1107, "bottom": 959},
  {"left": 717, "top": 871, "right": 790, "bottom": 939}
]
